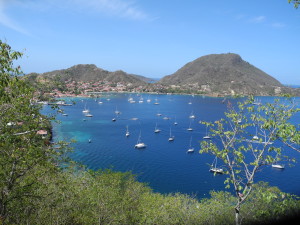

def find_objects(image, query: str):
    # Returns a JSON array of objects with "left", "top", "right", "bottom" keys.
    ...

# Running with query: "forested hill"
[
  {"left": 24, "top": 55, "right": 300, "bottom": 96},
  {"left": 26, "top": 64, "right": 148, "bottom": 85},
  {"left": 159, "top": 53, "right": 295, "bottom": 96}
]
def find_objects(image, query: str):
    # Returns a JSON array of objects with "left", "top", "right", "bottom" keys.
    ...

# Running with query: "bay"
[{"left": 42, "top": 93, "right": 300, "bottom": 198}]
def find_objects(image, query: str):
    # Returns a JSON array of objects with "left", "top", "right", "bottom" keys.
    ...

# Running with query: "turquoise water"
[{"left": 43, "top": 94, "right": 300, "bottom": 198}]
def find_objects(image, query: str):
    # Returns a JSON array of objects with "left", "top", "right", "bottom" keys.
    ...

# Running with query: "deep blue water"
[{"left": 42, "top": 94, "right": 300, "bottom": 198}]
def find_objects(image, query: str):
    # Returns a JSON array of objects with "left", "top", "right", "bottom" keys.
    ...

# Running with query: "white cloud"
[
  {"left": 0, "top": 0, "right": 32, "bottom": 36},
  {"left": 0, "top": 0, "right": 150, "bottom": 35},
  {"left": 250, "top": 16, "right": 266, "bottom": 23},
  {"left": 69, "top": 0, "right": 149, "bottom": 20}
]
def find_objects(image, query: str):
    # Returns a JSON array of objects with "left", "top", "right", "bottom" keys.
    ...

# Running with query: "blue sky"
[{"left": 1, "top": 0, "right": 299, "bottom": 84}]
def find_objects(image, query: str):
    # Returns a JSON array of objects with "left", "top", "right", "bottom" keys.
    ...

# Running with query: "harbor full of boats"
[{"left": 42, "top": 93, "right": 300, "bottom": 198}]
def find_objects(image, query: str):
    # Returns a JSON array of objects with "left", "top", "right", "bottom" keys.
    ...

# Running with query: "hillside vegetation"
[
  {"left": 2, "top": 40, "right": 300, "bottom": 224},
  {"left": 159, "top": 53, "right": 296, "bottom": 96},
  {"left": 25, "top": 53, "right": 300, "bottom": 97},
  {"left": 28, "top": 64, "right": 147, "bottom": 85}
]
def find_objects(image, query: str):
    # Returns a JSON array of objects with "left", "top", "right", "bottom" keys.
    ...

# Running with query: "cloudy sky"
[{"left": 0, "top": 0, "right": 299, "bottom": 84}]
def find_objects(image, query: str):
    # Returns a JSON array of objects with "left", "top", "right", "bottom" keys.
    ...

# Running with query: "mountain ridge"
[
  {"left": 32, "top": 64, "right": 148, "bottom": 85},
  {"left": 158, "top": 53, "right": 287, "bottom": 96},
  {"left": 24, "top": 53, "right": 300, "bottom": 96}
]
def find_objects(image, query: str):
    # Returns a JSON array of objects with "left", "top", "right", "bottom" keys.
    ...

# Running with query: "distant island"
[{"left": 24, "top": 53, "right": 300, "bottom": 99}]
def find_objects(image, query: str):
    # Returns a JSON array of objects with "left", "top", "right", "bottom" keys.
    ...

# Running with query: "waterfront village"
[{"left": 36, "top": 79, "right": 214, "bottom": 100}]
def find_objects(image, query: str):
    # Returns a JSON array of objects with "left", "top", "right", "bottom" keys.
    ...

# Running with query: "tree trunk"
[
  {"left": 0, "top": 202, "right": 7, "bottom": 224},
  {"left": 235, "top": 205, "right": 240, "bottom": 225}
]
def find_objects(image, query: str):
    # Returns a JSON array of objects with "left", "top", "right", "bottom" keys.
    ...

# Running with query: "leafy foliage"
[
  {"left": 289, "top": 0, "right": 300, "bottom": 8},
  {"left": 0, "top": 40, "right": 69, "bottom": 223},
  {"left": 2, "top": 40, "right": 300, "bottom": 224},
  {"left": 200, "top": 96, "right": 300, "bottom": 224}
]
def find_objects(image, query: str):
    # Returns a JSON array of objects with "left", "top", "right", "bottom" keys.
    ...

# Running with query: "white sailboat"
[
  {"left": 115, "top": 106, "right": 121, "bottom": 115},
  {"left": 187, "top": 120, "right": 193, "bottom": 131},
  {"left": 272, "top": 154, "right": 285, "bottom": 169},
  {"left": 128, "top": 95, "right": 133, "bottom": 102},
  {"left": 139, "top": 97, "right": 144, "bottom": 103},
  {"left": 252, "top": 98, "right": 262, "bottom": 106},
  {"left": 187, "top": 136, "right": 194, "bottom": 153},
  {"left": 154, "top": 98, "right": 159, "bottom": 105},
  {"left": 125, "top": 125, "right": 130, "bottom": 137},
  {"left": 154, "top": 123, "right": 161, "bottom": 133},
  {"left": 210, "top": 157, "right": 224, "bottom": 174},
  {"left": 82, "top": 102, "right": 90, "bottom": 113},
  {"left": 189, "top": 111, "right": 196, "bottom": 119},
  {"left": 82, "top": 108, "right": 90, "bottom": 113},
  {"left": 203, "top": 125, "right": 211, "bottom": 139},
  {"left": 168, "top": 127, "right": 175, "bottom": 141},
  {"left": 174, "top": 116, "right": 178, "bottom": 125},
  {"left": 135, "top": 132, "right": 146, "bottom": 149},
  {"left": 272, "top": 164, "right": 285, "bottom": 169},
  {"left": 252, "top": 126, "right": 259, "bottom": 140}
]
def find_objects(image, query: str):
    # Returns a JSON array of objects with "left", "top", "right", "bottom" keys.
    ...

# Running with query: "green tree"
[
  {"left": 289, "top": 0, "right": 300, "bottom": 8},
  {"left": 0, "top": 40, "right": 66, "bottom": 223},
  {"left": 200, "top": 96, "right": 300, "bottom": 225}
]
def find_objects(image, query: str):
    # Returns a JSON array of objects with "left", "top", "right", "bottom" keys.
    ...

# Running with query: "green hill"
[
  {"left": 159, "top": 53, "right": 296, "bottom": 96},
  {"left": 25, "top": 64, "right": 148, "bottom": 85}
]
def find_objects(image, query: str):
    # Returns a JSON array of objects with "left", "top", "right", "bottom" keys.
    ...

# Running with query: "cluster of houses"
[{"left": 46, "top": 80, "right": 151, "bottom": 98}]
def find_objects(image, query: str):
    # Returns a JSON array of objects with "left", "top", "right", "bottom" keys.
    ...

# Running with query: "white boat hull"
[
  {"left": 187, "top": 148, "right": 194, "bottom": 153},
  {"left": 272, "top": 164, "right": 284, "bottom": 169},
  {"left": 135, "top": 143, "right": 146, "bottom": 149},
  {"left": 210, "top": 168, "right": 224, "bottom": 174}
]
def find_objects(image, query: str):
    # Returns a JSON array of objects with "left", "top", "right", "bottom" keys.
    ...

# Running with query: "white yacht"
[
  {"left": 187, "top": 136, "right": 194, "bottom": 153},
  {"left": 272, "top": 164, "right": 285, "bottom": 169},
  {"left": 135, "top": 132, "right": 146, "bottom": 149},
  {"left": 252, "top": 127, "right": 259, "bottom": 140},
  {"left": 272, "top": 154, "right": 284, "bottom": 169},
  {"left": 82, "top": 102, "right": 90, "bottom": 113},
  {"left": 252, "top": 98, "right": 262, "bottom": 106},
  {"left": 203, "top": 125, "right": 211, "bottom": 139},
  {"left": 139, "top": 97, "right": 144, "bottom": 103},
  {"left": 154, "top": 123, "right": 161, "bottom": 133},
  {"left": 187, "top": 120, "right": 193, "bottom": 131},
  {"left": 125, "top": 126, "right": 130, "bottom": 137},
  {"left": 115, "top": 106, "right": 121, "bottom": 115},
  {"left": 189, "top": 111, "right": 195, "bottom": 119},
  {"left": 128, "top": 96, "right": 133, "bottom": 102},
  {"left": 174, "top": 116, "right": 178, "bottom": 125},
  {"left": 168, "top": 128, "right": 175, "bottom": 141},
  {"left": 210, "top": 157, "right": 224, "bottom": 174}
]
